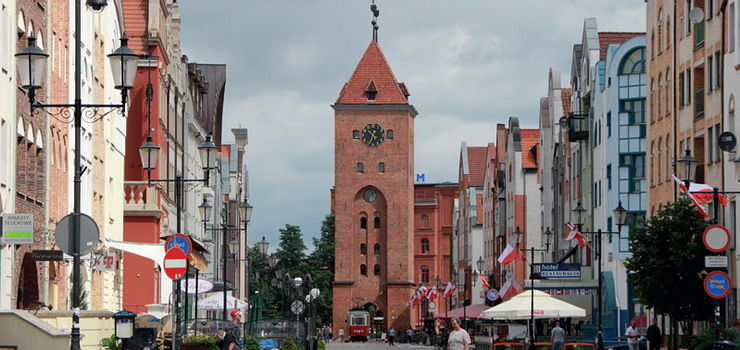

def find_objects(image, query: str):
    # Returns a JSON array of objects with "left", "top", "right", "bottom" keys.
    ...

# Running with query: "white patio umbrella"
[
  {"left": 197, "top": 293, "right": 248, "bottom": 310},
  {"left": 480, "top": 290, "right": 586, "bottom": 320}
]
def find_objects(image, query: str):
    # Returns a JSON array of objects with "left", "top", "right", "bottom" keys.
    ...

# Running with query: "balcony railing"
[{"left": 124, "top": 181, "right": 162, "bottom": 218}]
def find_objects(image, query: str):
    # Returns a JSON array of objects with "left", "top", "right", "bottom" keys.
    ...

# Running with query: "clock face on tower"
[{"left": 361, "top": 124, "right": 385, "bottom": 147}]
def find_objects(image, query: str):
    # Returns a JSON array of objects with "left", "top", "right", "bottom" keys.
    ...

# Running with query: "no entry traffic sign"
[
  {"left": 704, "top": 271, "right": 732, "bottom": 299},
  {"left": 165, "top": 233, "right": 192, "bottom": 257},
  {"left": 164, "top": 248, "right": 188, "bottom": 280},
  {"left": 703, "top": 225, "right": 731, "bottom": 253},
  {"left": 487, "top": 289, "right": 500, "bottom": 301}
]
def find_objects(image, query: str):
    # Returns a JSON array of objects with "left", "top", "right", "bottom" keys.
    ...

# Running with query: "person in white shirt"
[
  {"left": 447, "top": 318, "right": 471, "bottom": 350},
  {"left": 625, "top": 320, "right": 640, "bottom": 350}
]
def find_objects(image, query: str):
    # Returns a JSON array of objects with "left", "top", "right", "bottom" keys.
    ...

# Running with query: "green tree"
[
  {"left": 308, "top": 214, "right": 335, "bottom": 327},
  {"left": 625, "top": 198, "right": 712, "bottom": 347},
  {"left": 247, "top": 244, "right": 281, "bottom": 319},
  {"left": 275, "top": 224, "right": 307, "bottom": 277}
]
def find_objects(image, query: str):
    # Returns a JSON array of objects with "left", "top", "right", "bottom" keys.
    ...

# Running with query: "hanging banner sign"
[
  {"left": 2, "top": 214, "right": 34, "bottom": 244},
  {"left": 94, "top": 253, "right": 118, "bottom": 271},
  {"left": 180, "top": 278, "right": 215, "bottom": 294},
  {"left": 539, "top": 263, "right": 581, "bottom": 278}
]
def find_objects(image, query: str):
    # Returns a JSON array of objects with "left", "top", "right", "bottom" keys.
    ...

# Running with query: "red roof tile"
[
  {"left": 598, "top": 32, "right": 644, "bottom": 61},
  {"left": 561, "top": 88, "right": 572, "bottom": 116},
  {"left": 520, "top": 129, "right": 540, "bottom": 169},
  {"left": 336, "top": 40, "right": 409, "bottom": 104},
  {"left": 467, "top": 147, "right": 488, "bottom": 186}
]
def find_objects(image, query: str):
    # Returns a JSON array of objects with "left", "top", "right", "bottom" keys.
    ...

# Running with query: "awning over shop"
[{"left": 433, "top": 304, "right": 491, "bottom": 320}]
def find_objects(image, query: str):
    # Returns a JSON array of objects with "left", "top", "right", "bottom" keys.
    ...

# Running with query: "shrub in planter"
[
  {"left": 244, "top": 336, "right": 260, "bottom": 350},
  {"left": 282, "top": 337, "right": 299, "bottom": 350},
  {"left": 182, "top": 335, "right": 219, "bottom": 350}
]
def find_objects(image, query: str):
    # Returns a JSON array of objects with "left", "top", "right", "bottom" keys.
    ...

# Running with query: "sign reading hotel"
[
  {"left": 2, "top": 214, "right": 34, "bottom": 245},
  {"left": 540, "top": 263, "right": 581, "bottom": 278}
]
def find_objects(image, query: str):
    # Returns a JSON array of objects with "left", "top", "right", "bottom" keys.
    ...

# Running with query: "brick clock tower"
[{"left": 331, "top": 39, "right": 418, "bottom": 335}]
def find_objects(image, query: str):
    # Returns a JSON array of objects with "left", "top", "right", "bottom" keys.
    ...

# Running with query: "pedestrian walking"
[
  {"left": 338, "top": 328, "right": 344, "bottom": 342},
  {"left": 626, "top": 320, "right": 640, "bottom": 350},
  {"left": 447, "top": 318, "right": 471, "bottom": 350},
  {"left": 551, "top": 321, "right": 565, "bottom": 350},
  {"left": 388, "top": 327, "right": 396, "bottom": 346},
  {"left": 219, "top": 309, "right": 242, "bottom": 350},
  {"left": 646, "top": 318, "right": 661, "bottom": 350}
]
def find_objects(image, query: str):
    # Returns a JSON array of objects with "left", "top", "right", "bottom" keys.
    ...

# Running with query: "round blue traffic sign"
[
  {"left": 487, "top": 289, "right": 500, "bottom": 301},
  {"left": 704, "top": 271, "right": 731, "bottom": 299},
  {"left": 165, "top": 233, "right": 192, "bottom": 257}
]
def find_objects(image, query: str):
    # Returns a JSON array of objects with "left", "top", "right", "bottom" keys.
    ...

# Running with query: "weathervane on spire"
[{"left": 371, "top": 0, "right": 380, "bottom": 41}]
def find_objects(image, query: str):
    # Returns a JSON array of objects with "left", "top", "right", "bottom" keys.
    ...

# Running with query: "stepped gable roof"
[
  {"left": 520, "top": 129, "right": 540, "bottom": 169},
  {"left": 336, "top": 40, "right": 409, "bottom": 104},
  {"left": 467, "top": 146, "right": 488, "bottom": 186},
  {"left": 561, "top": 88, "right": 572, "bottom": 115},
  {"left": 598, "top": 32, "right": 643, "bottom": 61}
]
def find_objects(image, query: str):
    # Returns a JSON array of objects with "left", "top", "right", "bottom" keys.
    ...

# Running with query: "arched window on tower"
[
  {"left": 374, "top": 216, "right": 381, "bottom": 229},
  {"left": 360, "top": 264, "right": 367, "bottom": 276},
  {"left": 421, "top": 238, "right": 430, "bottom": 254},
  {"left": 421, "top": 266, "right": 430, "bottom": 284},
  {"left": 360, "top": 243, "right": 367, "bottom": 255},
  {"left": 357, "top": 162, "right": 364, "bottom": 173},
  {"left": 379, "top": 162, "right": 385, "bottom": 173},
  {"left": 360, "top": 217, "right": 367, "bottom": 229},
  {"left": 422, "top": 214, "right": 429, "bottom": 228},
  {"left": 374, "top": 243, "right": 380, "bottom": 255},
  {"left": 374, "top": 264, "right": 380, "bottom": 276}
]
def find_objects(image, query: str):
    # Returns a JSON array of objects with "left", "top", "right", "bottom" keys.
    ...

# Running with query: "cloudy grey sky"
[{"left": 179, "top": 1, "right": 646, "bottom": 250}]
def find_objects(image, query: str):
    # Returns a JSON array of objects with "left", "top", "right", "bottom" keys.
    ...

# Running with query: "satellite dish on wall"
[{"left": 689, "top": 7, "right": 705, "bottom": 24}]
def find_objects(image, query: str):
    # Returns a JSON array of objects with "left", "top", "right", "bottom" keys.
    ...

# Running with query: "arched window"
[
  {"left": 657, "top": 73, "right": 663, "bottom": 117},
  {"left": 378, "top": 162, "right": 385, "bottom": 173},
  {"left": 657, "top": 138, "right": 663, "bottom": 183},
  {"left": 421, "top": 238, "right": 430, "bottom": 254},
  {"left": 360, "top": 217, "right": 367, "bottom": 229},
  {"left": 353, "top": 130, "right": 360, "bottom": 139},
  {"left": 360, "top": 243, "right": 367, "bottom": 255},
  {"left": 374, "top": 243, "right": 380, "bottom": 255},
  {"left": 666, "top": 18, "right": 671, "bottom": 48},
  {"left": 421, "top": 214, "right": 429, "bottom": 228},
  {"left": 387, "top": 130, "right": 394, "bottom": 139},
  {"left": 665, "top": 136, "right": 671, "bottom": 182},
  {"left": 374, "top": 216, "right": 381, "bottom": 229},
  {"left": 357, "top": 162, "right": 364, "bottom": 173},
  {"left": 421, "top": 266, "right": 430, "bottom": 284},
  {"left": 374, "top": 264, "right": 380, "bottom": 276},
  {"left": 360, "top": 264, "right": 367, "bottom": 276},
  {"left": 619, "top": 48, "right": 646, "bottom": 75},
  {"left": 650, "top": 141, "right": 656, "bottom": 186}
]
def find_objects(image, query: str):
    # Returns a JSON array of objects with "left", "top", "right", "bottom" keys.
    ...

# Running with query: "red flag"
[
  {"left": 566, "top": 223, "right": 586, "bottom": 248},
  {"left": 673, "top": 175, "right": 710, "bottom": 218},
  {"left": 417, "top": 285, "right": 428, "bottom": 298},
  {"left": 427, "top": 285, "right": 440, "bottom": 301},
  {"left": 443, "top": 281, "right": 457, "bottom": 299},
  {"left": 497, "top": 245, "right": 520, "bottom": 265},
  {"left": 479, "top": 273, "right": 490, "bottom": 289},
  {"left": 684, "top": 180, "right": 729, "bottom": 207},
  {"left": 412, "top": 294, "right": 421, "bottom": 308}
]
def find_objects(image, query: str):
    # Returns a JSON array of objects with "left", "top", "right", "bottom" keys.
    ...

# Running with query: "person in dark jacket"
[{"left": 646, "top": 318, "right": 661, "bottom": 350}]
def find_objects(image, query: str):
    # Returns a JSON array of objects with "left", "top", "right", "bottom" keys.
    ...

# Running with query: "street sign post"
[
  {"left": 704, "top": 271, "right": 732, "bottom": 299},
  {"left": 703, "top": 225, "right": 731, "bottom": 253},
  {"left": 164, "top": 248, "right": 188, "bottom": 281},
  {"left": 486, "top": 289, "right": 500, "bottom": 301},
  {"left": 165, "top": 233, "right": 192, "bottom": 256}
]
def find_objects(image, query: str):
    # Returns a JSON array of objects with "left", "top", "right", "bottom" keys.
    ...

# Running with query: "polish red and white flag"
[
  {"left": 417, "top": 285, "right": 429, "bottom": 298},
  {"left": 566, "top": 223, "right": 587, "bottom": 248},
  {"left": 497, "top": 245, "right": 520, "bottom": 265},
  {"left": 672, "top": 175, "right": 710, "bottom": 218},
  {"left": 672, "top": 175, "right": 729, "bottom": 207},
  {"left": 499, "top": 279, "right": 523, "bottom": 300},
  {"left": 479, "top": 273, "right": 490, "bottom": 289},
  {"left": 427, "top": 285, "right": 440, "bottom": 301},
  {"left": 443, "top": 281, "right": 457, "bottom": 299}
]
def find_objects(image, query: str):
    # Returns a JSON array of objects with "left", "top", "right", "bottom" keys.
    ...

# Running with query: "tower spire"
[{"left": 371, "top": 1, "right": 380, "bottom": 41}]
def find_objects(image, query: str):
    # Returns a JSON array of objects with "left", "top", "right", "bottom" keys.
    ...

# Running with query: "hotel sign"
[
  {"left": 2, "top": 214, "right": 34, "bottom": 245},
  {"left": 540, "top": 263, "right": 581, "bottom": 278}
]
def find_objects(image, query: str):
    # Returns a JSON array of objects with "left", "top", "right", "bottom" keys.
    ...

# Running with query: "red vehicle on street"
[{"left": 347, "top": 309, "right": 370, "bottom": 341}]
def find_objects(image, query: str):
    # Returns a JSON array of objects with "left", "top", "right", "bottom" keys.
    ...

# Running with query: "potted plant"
[
  {"left": 100, "top": 334, "right": 122, "bottom": 350},
  {"left": 181, "top": 335, "right": 219, "bottom": 350}
]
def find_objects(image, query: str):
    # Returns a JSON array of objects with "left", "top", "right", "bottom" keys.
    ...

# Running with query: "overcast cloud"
[{"left": 179, "top": 1, "right": 646, "bottom": 250}]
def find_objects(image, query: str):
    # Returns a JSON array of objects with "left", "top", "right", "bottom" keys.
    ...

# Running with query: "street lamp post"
[
  {"left": 572, "top": 202, "right": 627, "bottom": 350},
  {"left": 15, "top": 2, "right": 140, "bottom": 348},
  {"left": 515, "top": 227, "right": 552, "bottom": 350}
]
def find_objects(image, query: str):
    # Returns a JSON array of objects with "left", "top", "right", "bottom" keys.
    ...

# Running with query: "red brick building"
[{"left": 331, "top": 39, "right": 418, "bottom": 335}]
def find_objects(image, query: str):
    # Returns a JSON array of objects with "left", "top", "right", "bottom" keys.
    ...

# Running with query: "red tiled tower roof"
[
  {"left": 336, "top": 40, "right": 409, "bottom": 104},
  {"left": 598, "top": 32, "right": 644, "bottom": 61},
  {"left": 467, "top": 146, "right": 488, "bottom": 186},
  {"left": 520, "top": 129, "right": 540, "bottom": 169}
]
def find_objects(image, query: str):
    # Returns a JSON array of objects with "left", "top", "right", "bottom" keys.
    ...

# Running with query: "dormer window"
[{"left": 365, "top": 81, "right": 378, "bottom": 102}]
